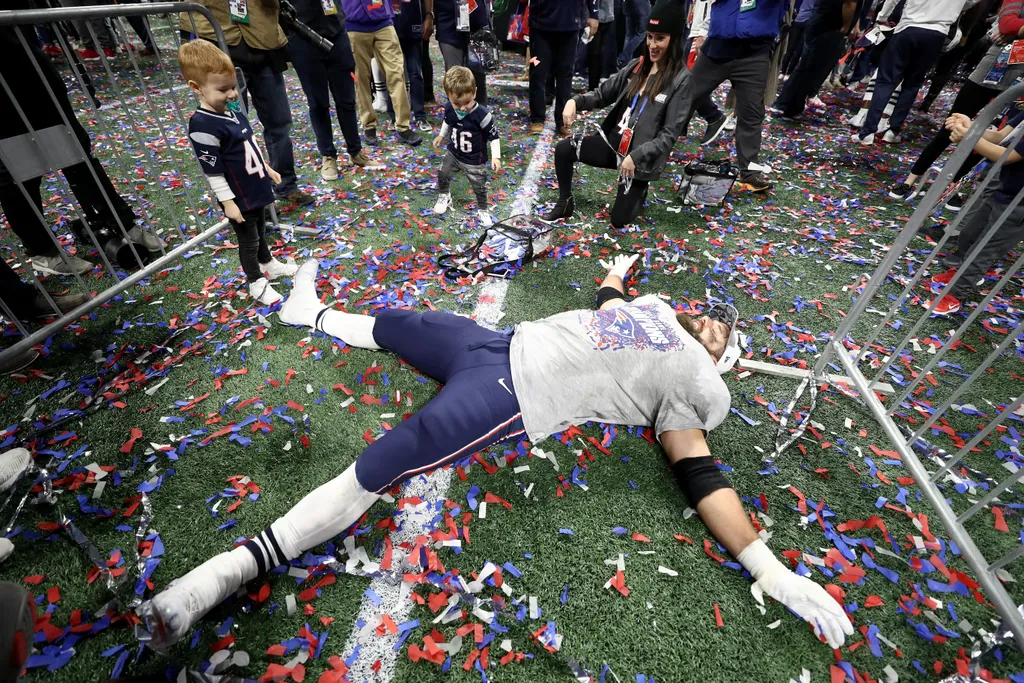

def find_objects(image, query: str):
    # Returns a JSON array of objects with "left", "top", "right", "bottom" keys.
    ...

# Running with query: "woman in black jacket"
[{"left": 544, "top": 0, "right": 690, "bottom": 229}]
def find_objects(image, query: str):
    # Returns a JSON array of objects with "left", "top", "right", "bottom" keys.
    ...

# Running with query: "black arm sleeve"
[
  {"left": 596, "top": 286, "right": 626, "bottom": 308},
  {"left": 671, "top": 456, "right": 732, "bottom": 508}
]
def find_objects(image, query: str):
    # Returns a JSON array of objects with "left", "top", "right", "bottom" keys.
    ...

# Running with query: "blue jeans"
[
  {"left": 238, "top": 62, "right": 298, "bottom": 197},
  {"left": 386, "top": 37, "right": 427, "bottom": 122},
  {"left": 288, "top": 30, "right": 362, "bottom": 158},
  {"left": 618, "top": 0, "right": 650, "bottom": 67}
]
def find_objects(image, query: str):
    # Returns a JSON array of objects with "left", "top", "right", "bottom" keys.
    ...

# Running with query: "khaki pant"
[{"left": 349, "top": 26, "right": 410, "bottom": 132}]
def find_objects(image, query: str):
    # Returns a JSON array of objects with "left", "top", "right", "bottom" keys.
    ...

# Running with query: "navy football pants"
[{"left": 353, "top": 310, "right": 527, "bottom": 494}]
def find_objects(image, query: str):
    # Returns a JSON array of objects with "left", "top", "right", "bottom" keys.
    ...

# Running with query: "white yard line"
[{"left": 339, "top": 119, "right": 557, "bottom": 682}]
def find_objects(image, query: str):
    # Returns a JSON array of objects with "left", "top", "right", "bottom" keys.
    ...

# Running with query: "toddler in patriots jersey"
[
  {"left": 179, "top": 40, "right": 297, "bottom": 306},
  {"left": 431, "top": 66, "right": 501, "bottom": 226}
]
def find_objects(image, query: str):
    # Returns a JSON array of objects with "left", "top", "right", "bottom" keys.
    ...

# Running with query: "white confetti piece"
[
  {"left": 657, "top": 566, "right": 678, "bottom": 577},
  {"left": 883, "top": 665, "right": 898, "bottom": 683},
  {"left": 479, "top": 501, "right": 487, "bottom": 518},
  {"left": 285, "top": 594, "right": 296, "bottom": 615},
  {"left": 529, "top": 596, "right": 539, "bottom": 619},
  {"left": 93, "top": 480, "right": 105, "bottom": 500},
  {"left": 767, "top": 619, "right": 781, "bottom": 629},
  {"left": 231, "top": 651, "right": 249, "bottom": 668}
]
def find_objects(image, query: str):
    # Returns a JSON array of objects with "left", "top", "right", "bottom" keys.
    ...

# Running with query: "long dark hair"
[{"left": 626, "top": 32, "right": 685, "bottom": 99}]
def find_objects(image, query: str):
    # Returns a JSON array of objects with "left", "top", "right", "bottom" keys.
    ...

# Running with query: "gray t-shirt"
[{"left": 509, "top": 295, "right": 731, "bottom": 443}]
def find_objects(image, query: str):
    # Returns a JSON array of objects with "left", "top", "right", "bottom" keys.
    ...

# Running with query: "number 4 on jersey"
[{"left": 243, "top": 139, "right": 266, "bottom": 178}]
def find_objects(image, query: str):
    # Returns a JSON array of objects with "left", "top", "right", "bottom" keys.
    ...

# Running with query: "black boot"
[{"left": 543, "top": 195, "right": 575, "bottom": 222}]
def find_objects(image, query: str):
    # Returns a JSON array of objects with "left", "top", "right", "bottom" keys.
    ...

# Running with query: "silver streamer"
[{"left": 938, "top": 605, "right": 1024, "bottom": 682}]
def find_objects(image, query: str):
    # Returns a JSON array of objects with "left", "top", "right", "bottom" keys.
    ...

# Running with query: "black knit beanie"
[{"left": 647, "top": 0, "right": 686, "bottom": 38}]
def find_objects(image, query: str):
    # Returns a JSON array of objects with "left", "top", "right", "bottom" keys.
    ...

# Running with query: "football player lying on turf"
[{"left": 139, "top": 255, "right": 855, "bottom": 650}]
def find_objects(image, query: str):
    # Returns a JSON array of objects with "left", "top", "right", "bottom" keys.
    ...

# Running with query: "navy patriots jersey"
[
  {"left": 443, "top": 102, "right": 498, "bottom": 166},
  {"left": 188, "top": 108, "right": 275, "bottom": 211}
]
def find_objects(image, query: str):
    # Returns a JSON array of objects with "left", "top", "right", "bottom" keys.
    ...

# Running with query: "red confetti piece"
[
  {"left": 119, "top": 427, "right": 143, "bottom": 454},
  {"left": 24, "top": 575, "right": 45, "bottom": 585},
  {"left": 713, "top": 603, "right": 723, "bottom": 627},
  {"left": 46, "top": 586, "right": 61, "bottom": 603},
  {"left": 864, "top": 595, "right": 884, "bottom": 607},
  {"left": 631, "top": 532, "right": 651, "bottom": 543},
  {"left": 993, "top": 506, "right": 1010, "bottom": 532}
]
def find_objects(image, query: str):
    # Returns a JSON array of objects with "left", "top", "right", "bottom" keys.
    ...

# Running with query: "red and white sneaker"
[
  {"left": 42, "top": 44, "right": 62, "bottom": 57},
  {"left": 931, "top": 268, "right": 957, "bottom": 285},
  {"left": 78, "top": 47, "right": 100, "bottom": 61},
  {"left": 930, "top": 293, "right": 961, "bottom": 315},
  {"left": 102, "top": 47, "right": 117, "bottom": 58}
]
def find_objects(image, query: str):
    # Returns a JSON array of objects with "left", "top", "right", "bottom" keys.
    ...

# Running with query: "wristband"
[{"left": 595, "top": 286, "right": 625, "bottom": 308}]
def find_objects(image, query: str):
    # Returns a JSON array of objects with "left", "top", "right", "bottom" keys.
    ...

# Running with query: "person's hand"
[
  {"left": 491, "top": 158, "right": 502, "bottom": 172},
  {"left": 267, "top": 166, "right": 282, "bottom": 185},
  {"left": 693, "top": 35, "right": 705, "bottom": 52},
  {"left": 945, "top": 113, "right": 971, "bottom": 131},
  {"left": 422, "top": 15, "right": 434, "bottom": 40},
  {"left": 562, "top": 99, "right": 577, "bottom": 129},
  {"left": 850, "top": 25, "right": 862, "bottom": 39},
  {"left": 620, "top": 154, "right": 636, "bottom": 178},
  {"left": 599, "top": 253, "right": 639, "bottom": 280},
  {"left": 950, "top": 123, "right": 970, "bottom": 145},
  {"left": 587, "top": 18, "right": 599, "bottom": 37},
  {"left": 223, "top": 200, "right": 243, "bottom": 224},
  {"left": 740, "top": 541, "right": 854, "bottom": 649},
  {"left": 432, "top": 134, "right": 444, "bottom": 150}
]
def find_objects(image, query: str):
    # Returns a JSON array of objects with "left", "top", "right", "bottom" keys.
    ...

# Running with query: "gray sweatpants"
[
  {"left": 438, "top": 151, "right": 489, "bottom": 210},
  {"left": 952, "top": 183, "right": 1024, "bottom": 297}
]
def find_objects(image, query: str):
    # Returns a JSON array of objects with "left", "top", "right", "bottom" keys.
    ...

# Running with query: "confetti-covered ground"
[{"left": 5, "top": 21, "right": 1024, "bottom": 683}]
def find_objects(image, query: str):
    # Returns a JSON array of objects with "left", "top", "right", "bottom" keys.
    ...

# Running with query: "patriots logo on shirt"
[
  {"left": 582, "top": 304, "right": 682, "bottom": 352},
  {"left": 198, "top": 152, "right": 218, "bottom": 166}
]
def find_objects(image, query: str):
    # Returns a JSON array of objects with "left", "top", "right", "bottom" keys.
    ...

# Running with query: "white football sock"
[
  {"left": 315, "top": 309, "right": 381, "bottom": 350},
  {"left": 244, "top": 464, "right": 380, "bottom": 570}
]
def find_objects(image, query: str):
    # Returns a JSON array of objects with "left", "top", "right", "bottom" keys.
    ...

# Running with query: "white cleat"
[
  {"left": 478, "top": 210, "right": 493, "bottom": 227},
  {"left": 277, "top": 260, "right": 324, "bottom": 327},
  {"left": 433, "top": 192, "right": 451, "bottom": 215},
  {"left": 138, "top": 551, "right": 245, "bottom": 651},
  {"left": 261, "top": 257, "right": 298, "bottom": 281},
  {"left": 0, "top": 448, "right": 31, "bottom": 493},
  {"left": 248, "top": 277, "right": 283, "bottom": 306}
]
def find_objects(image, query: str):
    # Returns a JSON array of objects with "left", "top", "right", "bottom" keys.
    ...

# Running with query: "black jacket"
[{"left": 572, "top": 58, "right": 691, "bottom": 181}]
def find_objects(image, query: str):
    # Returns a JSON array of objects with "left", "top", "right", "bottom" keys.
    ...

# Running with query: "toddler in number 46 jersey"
[
  {"left": 179, "top": 40, "right": 297, "bottom": 305},
  {"left": 432, "top": 66, "right": 501, "bottom": 226}
]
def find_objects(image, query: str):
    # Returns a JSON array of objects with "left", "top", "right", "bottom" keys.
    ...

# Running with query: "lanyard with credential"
[{"left": 617, "top": 93, "right": 647, "bottom": 157}]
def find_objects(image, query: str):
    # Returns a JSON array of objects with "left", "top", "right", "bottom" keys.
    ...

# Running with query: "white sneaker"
[
  {"left": 807, "top": 96, "right": 825, "bottom": 109},
  {"left": 248, "top": 277, "right": 283, "bottom": 305},
  {"left": 32, "top": 253, "right": 93, "bottom": 276},
  {"left": 261, "top": 257, "right": 298, "bottom": 281},
  {"left": 0, "top": 537, "right": 12, "bottom": 564},
  {"left": 0, "top": 448, "right": 31, "bottom": 493},
  {"left": 723, "top": 115, "right": 736, "bottom": 132},
  {"left": 853, "top": 131, "right": 875, "bottom": 146},
  {"left": 321, "top": 156, "right": 339, "bottom": 181},
  {"left": 434, "top": 193, "right": 451, "bottom": 215},
  {"left": 278, "top": 260, "right": 324, "bottom": 327},
  {"left": 415, "top": 120, "right": 433, "bottom": 133},
  {"left": 848, "top": 110, "right": 867, "bottom": 128},
  {"left": 478, "top": 210, "right": 493, "bottom": 227},
  {"left": 140, "top": 550, "right": 245, "bottom": 650},
  {"left": 882, "top": 129, "right": 902, "bottom": 144}
]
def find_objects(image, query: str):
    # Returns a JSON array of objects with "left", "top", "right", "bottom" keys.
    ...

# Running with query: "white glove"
[
  {"left": 738, "top": 540, "right": 854, "bottom": 649},
  {"left": 599, "top": 253, "right": 639, "bottom": 280}
]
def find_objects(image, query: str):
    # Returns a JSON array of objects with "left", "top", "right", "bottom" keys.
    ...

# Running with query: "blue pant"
[
  {"left": 288, "top": 29, "right": 362, "bottom": 158},
  {"left": 386, "top": 37, "right": 427, "bottom": 122},
  {"left": 861, "top": 26, "right": 945, "bottom": 136},
  {"left": 238, "top": 63, "right": 298, "bottom": 197},
  {"left": 354, "top": 310, "right": 526, "bottom": 494},
  {"left": 618, "top": 0, "right": 650, "bottom": 67}
]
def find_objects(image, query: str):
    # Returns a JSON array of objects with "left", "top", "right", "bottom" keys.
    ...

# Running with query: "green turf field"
[{"left": 4, "top": 19, "right": 1024, "bottom": 683}]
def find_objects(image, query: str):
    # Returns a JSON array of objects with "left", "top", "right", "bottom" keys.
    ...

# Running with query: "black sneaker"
[
  {"left": 701, "top": 115, "right": 729, "bottom": 145},
  {"left": 543, "top": 195, "right": 575, "bottom": 222},
  {"left": 944, "top": 193, "right": 965, "bottom": 213},
  {"left": 364, "top": 128, "right": 378, "bottom": 146},
  {"left": 397, "top": 128, "right": 422, "bottom": 146},
  {"left": 916, "top": 223, "right": 946, "bottom": 243},
  {"left": 888, "top": 182, "right": 915, "bottom": 200},
  {"left": 942, "top": 251, "right": 963, "bottom": 268},
  {"left": 737, "top": 170, "right": 773, "bottom": 193}
]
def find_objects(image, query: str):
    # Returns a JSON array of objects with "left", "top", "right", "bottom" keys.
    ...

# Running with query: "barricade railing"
[
  {"left": 775, "top": 83, "right": 1024, "bottom": 650},
  {"left": 0, "top": 3, "right": 235, "bottom": 368}
]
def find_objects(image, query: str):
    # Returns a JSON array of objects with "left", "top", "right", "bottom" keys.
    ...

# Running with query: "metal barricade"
[
  {"left": 0, "top": 2, "right": 234, "bottom": 369},
  {"left": 775, "top": 83, "right": 1024, "bottom": 649}
]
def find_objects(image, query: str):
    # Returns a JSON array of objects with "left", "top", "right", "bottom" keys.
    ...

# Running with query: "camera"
[{"left": 279, "top": 0, "right": 334, "bottom": 54}]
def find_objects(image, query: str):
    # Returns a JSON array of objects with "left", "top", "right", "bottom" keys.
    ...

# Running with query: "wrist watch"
[{"left": 425, "top": 11, "right": 434, "bottom": 18}]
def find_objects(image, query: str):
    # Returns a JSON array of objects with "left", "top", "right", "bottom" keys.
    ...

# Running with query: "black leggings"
[
  {"left": 910, "top": 79, "right": 998, "bottom": 179},
  {"left": 233, "top": 208, "right": 272, "bottom": 281},
  {"left": 554, "top": 135, "right": 649, "bottom": 228}
]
